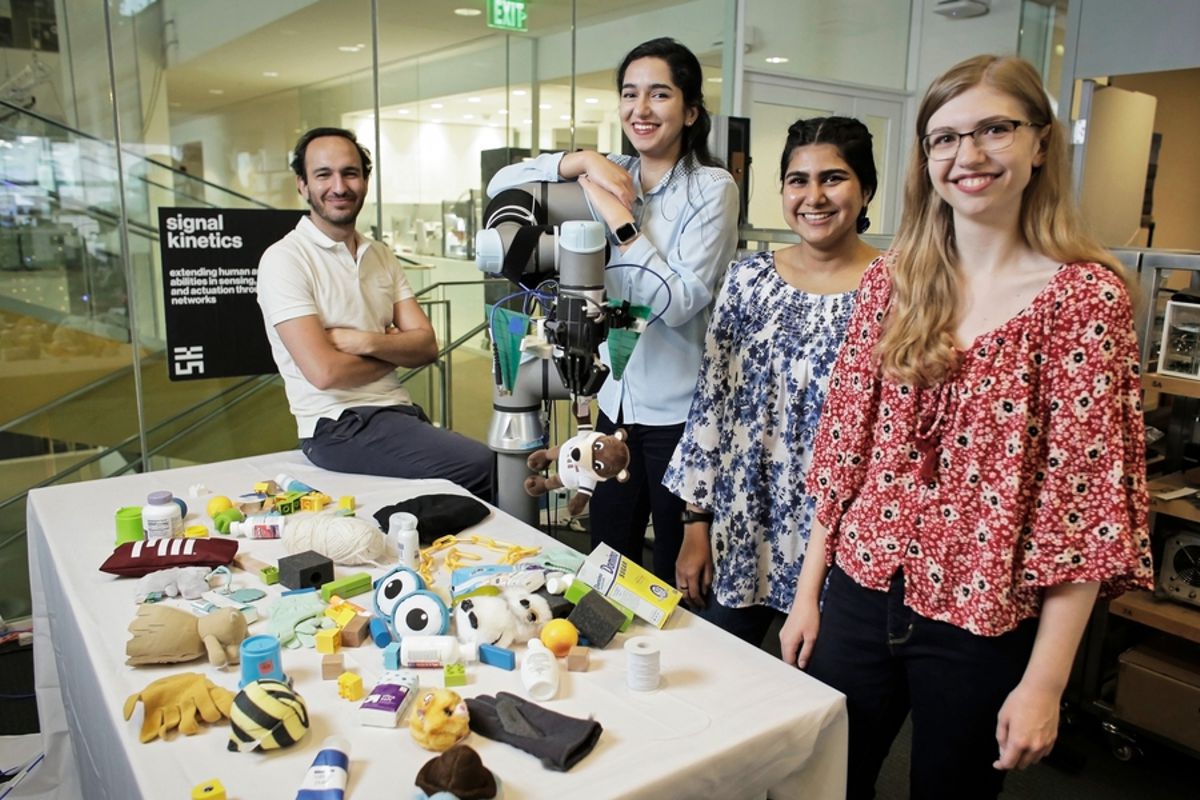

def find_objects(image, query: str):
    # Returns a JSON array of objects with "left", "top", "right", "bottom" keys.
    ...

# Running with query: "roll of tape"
[{"left": 625, "top": 635, "right": 660, "bottom": 692}]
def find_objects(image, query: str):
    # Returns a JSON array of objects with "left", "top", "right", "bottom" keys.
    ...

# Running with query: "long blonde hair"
[{"left": 879, "top": 55, "right": 1126, "bottom": 387}]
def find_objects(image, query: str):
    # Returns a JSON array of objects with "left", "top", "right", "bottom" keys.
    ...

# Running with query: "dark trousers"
[
  {"left": 699, "top": 596, "right": 780, "bottom": 648},
  {"left": 301, "top": 404, "right": 495, "bottom": 503},
  {"left": 807, "top": 566, "right": 1038, "bottom": 800},
  {"left": 589, "top": 411, "right": 686, "bottom": 584}
]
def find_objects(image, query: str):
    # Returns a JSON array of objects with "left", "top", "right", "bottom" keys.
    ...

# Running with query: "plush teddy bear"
[
  {"left": 453, "top": 589, "right": 552, "bottom": 649},
  {"left": 125, "top": 605, "right": 248, "bottom": 667},
  {"left": 524, "top": 429, "right": 631, "bottom": 516}
]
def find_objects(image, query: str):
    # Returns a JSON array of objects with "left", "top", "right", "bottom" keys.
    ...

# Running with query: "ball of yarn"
[{"left": 283, "top": 513, "right": 388, "bottom": 566}]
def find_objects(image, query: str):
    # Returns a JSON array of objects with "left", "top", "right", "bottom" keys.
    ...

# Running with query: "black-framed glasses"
[{"left": 921, "top": 119, "right": 1044, "bottom": 161}]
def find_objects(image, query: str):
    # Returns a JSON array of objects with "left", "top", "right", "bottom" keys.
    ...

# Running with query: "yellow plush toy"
[{"left": 409, "top": 688, "right": 470, "bottom": 752}]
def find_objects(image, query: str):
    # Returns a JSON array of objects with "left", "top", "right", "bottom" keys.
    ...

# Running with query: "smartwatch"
[
  {"left": 614, "top": 221, "right": 640, "bottom": 245},
  {"left": 681, "top": 509, "right": 714, "bottom": 525}
]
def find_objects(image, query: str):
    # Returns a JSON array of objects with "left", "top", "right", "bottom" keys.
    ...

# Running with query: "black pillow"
[{"left": 373, "top": 494, "right": 491, "bottom": 544}]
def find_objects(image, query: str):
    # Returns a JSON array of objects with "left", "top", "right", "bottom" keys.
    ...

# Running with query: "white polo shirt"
[{"left": 257, "top": 216, "right": 415, "bottom": 438}]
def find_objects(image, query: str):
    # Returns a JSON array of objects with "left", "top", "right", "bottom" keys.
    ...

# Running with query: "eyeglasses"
[{"left": 921, "top": 119, "right": 1045, "bottom": 161}]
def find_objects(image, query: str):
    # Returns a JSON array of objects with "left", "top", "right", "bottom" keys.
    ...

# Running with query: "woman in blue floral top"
[{"left": 663, "top": 117, "right": 880, "bottom": 645}]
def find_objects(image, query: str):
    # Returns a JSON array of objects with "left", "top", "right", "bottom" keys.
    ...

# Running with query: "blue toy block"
[
  {"left": 383, "top": 641, "right": 402, "bottom": 671},
  {"left": 478, "top": 643, "right": 516, "bottom": 671},
  {"left": 369, "top": 617, "right": 392, "bottom": 648}
]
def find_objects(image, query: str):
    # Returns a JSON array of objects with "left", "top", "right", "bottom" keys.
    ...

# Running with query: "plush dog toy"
[
  {"left": 410, "top": 688, "right": 471, "bottom": 752},
  {"left": 524, "top": 429, "right": 631, "bottom": 516},
  {"left": 125, "top": 605, "right": 248, "bottom": 667},
  {"left": 454, "top": 588, "right": 552, "bottom": 649}
]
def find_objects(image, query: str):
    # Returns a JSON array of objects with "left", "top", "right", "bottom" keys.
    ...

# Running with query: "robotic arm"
[
  {"left": 475, "top": 182, "right": 644, "bottom": 523},
  {"left": 476, "top": 182, "right": 643, "bottom": 415}
]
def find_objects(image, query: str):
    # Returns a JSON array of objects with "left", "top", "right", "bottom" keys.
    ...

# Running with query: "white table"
[{"left": 27, "top": 451, "right": 846, "bottom": 800}]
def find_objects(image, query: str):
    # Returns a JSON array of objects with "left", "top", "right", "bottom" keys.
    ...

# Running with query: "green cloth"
[{"left": 488, "top": 305, "right": 529, "bottom": 392}]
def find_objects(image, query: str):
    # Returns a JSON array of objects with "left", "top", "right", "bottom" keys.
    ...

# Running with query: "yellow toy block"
[
  {"left": 338, "top": 495, "right": 356, "bottom": 511},
  {"left": 337, "top": 671, "right": 364, "bottom": 701},
  {"left": 191, "top": 779, "right": 226, "bottom": 800},
  {"left": 315, "top": 627, "right": 341, "bottom": 654},
  {"left": 326, "top": 604, "right": 358, "bottom": 628},
  {"left": 301, "top": 492, "right": 331, "bottom": 512},
  {"left": 253, "top": 480, "right": 280, "bottom": 495}
]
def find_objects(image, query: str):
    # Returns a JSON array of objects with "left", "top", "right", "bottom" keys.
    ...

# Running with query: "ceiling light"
[
  {"left": 585, "top": 97, "right": 599, "bottom": 104},
  {"left": 208, "top": 89, "right": 225, "bottom": 95},
  {"left": 430, "top": 119, "right": 443, "bottom": 124},
  {"left": 262, "top": 71, "right": 279, "bottom": 78},
  {"left": 467, "top": 97, "right": 481, "bottom": 103},
  {"left": 707, "top": 76, "right": 723, "bottom": 83},
  {"left": 765, "top": 56, "right": 789, "bottom": 64},
  {"left": 430, "top": 102, "right": 444, "bottom": 109},
  {"left": 523, "top": 119, "right": 532, "bottom": 124},
  {"left": 539, "top": 103, "right": 551, "bottom": 110},
  {"left": 512, "top": 89, "right": 527, "bottom": 96},
  {"left": 454, "top": 7, "right": 481, "bottom": 16},
  {"left": 559, "top": 114, "right": 570, "bottom": 121},
  {"left": 396, "top": 109, "right": 411, "bottom": 115},
  {"left": 338, "top": 45, "right": 360, "bottom": 53},
  {"left": 463, "top": 114, "right": 475, "bottom": 120}
]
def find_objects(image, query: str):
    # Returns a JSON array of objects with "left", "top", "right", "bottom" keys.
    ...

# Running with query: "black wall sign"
[{"left": 158, "top": 207, "right": 305, "bottom": 381}]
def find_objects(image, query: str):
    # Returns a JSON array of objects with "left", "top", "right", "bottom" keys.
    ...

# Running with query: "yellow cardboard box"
[{"left": 576, "top": 543, "right": 681, "bottom": 628}]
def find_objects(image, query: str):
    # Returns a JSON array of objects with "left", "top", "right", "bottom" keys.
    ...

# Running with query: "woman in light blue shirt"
[{"left": 488, "top": 37, "right": 739, "bottom": 582}]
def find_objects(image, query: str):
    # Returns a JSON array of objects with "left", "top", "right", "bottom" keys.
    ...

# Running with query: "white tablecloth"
[{"left": 27, "top": 451, "right": 846, "bottom": 800}]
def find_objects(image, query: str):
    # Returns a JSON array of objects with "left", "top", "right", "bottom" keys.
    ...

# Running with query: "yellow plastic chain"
[{"left": 416, "top": 534, "right": 540, "bottom": 586}]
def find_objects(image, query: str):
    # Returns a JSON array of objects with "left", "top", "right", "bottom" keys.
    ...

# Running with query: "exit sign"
[{"left": 488, "top": 0, "right": 527, "bottom": 32}]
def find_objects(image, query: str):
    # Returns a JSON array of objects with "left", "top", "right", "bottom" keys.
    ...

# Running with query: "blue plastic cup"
[{"left": 239, "top": 634, "right": 284, "bottom": 688}]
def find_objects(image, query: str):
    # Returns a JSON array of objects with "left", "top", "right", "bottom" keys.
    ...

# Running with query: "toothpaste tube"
[{"left": 296, "top": 737, "right": 349, "bottom": 800}]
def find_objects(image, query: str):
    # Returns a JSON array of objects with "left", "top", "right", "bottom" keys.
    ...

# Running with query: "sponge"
[{"left": 566, "top": 591, "right": 626, "bottom": 648}]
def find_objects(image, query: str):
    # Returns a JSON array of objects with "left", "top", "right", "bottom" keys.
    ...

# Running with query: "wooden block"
[
  {"left": 566, "top": 646, "right": 589, "bottom": 672},
  {"left": 322, "top": 653, "right": 345, "bottom": 680},
  {"left": 233, "top": 552, "right": 273, "bottom": 575},
  {"left": 341, "top": 614, "right": 371, "bottom": 647}
]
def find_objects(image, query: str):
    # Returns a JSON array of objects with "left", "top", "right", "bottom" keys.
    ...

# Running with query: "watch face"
[{"left": 616, "top": 222, "right": 638, "bottom": 244}]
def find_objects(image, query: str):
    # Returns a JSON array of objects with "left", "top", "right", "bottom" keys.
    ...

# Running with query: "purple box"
[{"left": 358, "top": 673, "right": 416, "bottom": 728}]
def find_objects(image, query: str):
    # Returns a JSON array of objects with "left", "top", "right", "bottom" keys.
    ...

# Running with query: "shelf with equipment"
[{"left": 1073, "top": 250, "right": 1200, "bottom": 763}]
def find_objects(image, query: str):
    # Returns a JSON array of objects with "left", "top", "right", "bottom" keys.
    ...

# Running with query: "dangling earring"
[{"left": 856, "top": 215, "right": 871, "bottom": 234}]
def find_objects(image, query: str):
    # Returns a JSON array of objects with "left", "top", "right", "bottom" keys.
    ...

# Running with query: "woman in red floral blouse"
[{"left": 779, "top": 55, "right": 1154, "bottom": 799}]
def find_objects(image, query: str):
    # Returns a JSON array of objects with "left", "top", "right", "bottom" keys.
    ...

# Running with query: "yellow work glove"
[{"left": 123, "top": 671, "right": 235, "bottom": 743}]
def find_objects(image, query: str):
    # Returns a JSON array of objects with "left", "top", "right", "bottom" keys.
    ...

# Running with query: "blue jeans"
[
  {"left": 807, "top": 565, "right": 1038, "bottom": 800},
  {"left": 589, "top": 411, "right": 686, "bottom": 584},
  {"left": 301, "top": 404, "right": 495, "bottom": 502}
]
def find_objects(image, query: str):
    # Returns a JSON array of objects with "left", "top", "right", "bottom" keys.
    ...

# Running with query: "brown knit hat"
[{"left": 415, "top": 745, "right": 499, "bottom": 799}]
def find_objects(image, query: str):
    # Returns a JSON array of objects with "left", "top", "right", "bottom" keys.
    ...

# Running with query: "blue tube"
[{"left": 295, "top": 737, "right": 350, "bottom": 800}]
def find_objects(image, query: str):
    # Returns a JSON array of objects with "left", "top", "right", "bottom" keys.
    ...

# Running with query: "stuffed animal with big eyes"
[{"left": 524, "top": 429, "right": 630, "bottom": 516}]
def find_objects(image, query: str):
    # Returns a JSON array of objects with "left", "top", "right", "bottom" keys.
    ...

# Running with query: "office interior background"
[{"left": 0, "top": 0, "right": 1198, "bottom": 662}]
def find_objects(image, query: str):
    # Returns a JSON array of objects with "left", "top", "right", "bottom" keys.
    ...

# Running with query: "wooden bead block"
[
  {"left": 341, "top": 614, "right": 371, "bottom": 647},
  {"left": 566, "top": 646, "right": 589, "bottom": 672},
  {"left": 322, "top": 653, "right": 345, "bottom": 680}
]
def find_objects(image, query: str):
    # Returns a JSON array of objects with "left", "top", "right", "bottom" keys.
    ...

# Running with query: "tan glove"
[{"left": 123, "top": 672, "right": 235, "bottom": 743}]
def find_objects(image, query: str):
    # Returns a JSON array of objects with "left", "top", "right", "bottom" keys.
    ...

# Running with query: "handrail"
[
  {"left": 0, "top": 281, "right": 496, "bottom": 548},
  {"left": 0, "top": 100, "right": 271, "bottom": 209}
]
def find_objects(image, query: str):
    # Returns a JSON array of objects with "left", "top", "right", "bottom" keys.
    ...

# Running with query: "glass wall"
[{"left": 0, "top": 0, "right": 731, "bottom": 620}]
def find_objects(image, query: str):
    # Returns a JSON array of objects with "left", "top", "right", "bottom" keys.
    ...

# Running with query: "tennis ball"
[
  {"left": 207, "top": 495, "right": 233, "bottom": 518},
  {"left": 539, "top": 619, "right": 579, "bottom": 658}
]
